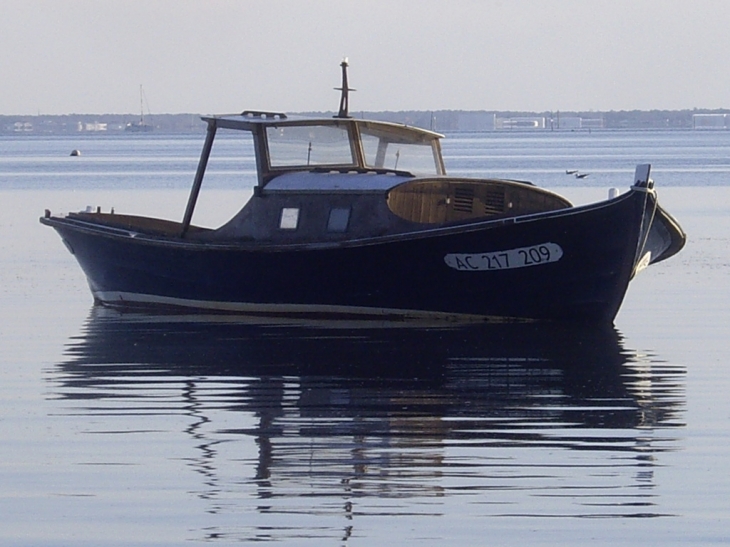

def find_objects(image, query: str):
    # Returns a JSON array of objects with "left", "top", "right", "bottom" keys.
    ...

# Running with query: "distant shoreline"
[{"left": 3, "top": 108, "right": 730, "bottom": 135}]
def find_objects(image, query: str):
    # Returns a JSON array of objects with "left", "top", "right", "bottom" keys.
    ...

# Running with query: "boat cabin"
[
  {"left": 67, "top": 63, "right": 571, "bottom": 245},
  {"left": 168, "top": 111, "right": 568, "bottom": 244},
  {"left": 68, "top": 112, "right": 572, "bottom": 245}
]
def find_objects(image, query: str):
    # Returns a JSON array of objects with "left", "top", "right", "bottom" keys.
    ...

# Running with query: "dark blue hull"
[{"left": 41, "top": 187, "right": 682, "bottom": 324}]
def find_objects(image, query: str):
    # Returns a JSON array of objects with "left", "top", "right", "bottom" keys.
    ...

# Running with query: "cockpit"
[{"left": 203, "top": 112, "right": 445, "bottom": 187}]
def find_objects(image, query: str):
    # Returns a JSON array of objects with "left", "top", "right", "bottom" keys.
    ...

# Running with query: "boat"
[
  {"left": 40, "top": 61, "right": 685, "bottom": 324},
  {"left": 124, "top": 85, "right": 153, "bottom": 132}
]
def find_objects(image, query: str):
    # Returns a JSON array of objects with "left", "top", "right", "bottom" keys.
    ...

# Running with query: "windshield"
[
  {"left": 360, "top": 128, "right": 439, "bottom": 175},
  {"left": 266, "top": 124, "right": 355, "bottom": 168}
]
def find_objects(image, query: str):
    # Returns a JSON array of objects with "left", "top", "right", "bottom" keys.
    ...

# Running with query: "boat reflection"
[{"left": 52, "top": 307, "right": 685, "bottom": 538}]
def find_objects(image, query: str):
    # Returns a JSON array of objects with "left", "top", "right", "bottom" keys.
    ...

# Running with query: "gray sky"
[{"left": 2, "top": 0, "right": 729, "bottom": 115}]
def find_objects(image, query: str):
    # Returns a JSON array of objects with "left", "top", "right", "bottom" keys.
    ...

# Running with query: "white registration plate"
[{"left": 444, "top": 243, "right": 563, "bottom": 271}]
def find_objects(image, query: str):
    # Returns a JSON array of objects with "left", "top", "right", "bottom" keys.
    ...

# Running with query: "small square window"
[
  {"left": 279, "top": 207, "right": 300, "bottom": 229},
  {"left": 327, "top": 207, "right": 351, "bottom": 232}
]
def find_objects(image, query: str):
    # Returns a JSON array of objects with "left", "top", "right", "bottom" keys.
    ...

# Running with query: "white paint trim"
[
  {"left": 634, "top": 251, "right": 652, "bottom": 275},
  {"left": 93, "top": 290, "right": 520, "bottom": 323}
]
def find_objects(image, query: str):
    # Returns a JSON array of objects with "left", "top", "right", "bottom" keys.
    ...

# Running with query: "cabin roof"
[
  {"left": 263, "top": 170, "right": 413, "bottom": 193},
  {"left": 202, "top": 111, "right": 444, "bottom": 140}
]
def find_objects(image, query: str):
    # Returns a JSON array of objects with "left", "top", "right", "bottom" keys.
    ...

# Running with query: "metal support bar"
[{"left": 180, "top": 121, "right": 217, "bottom": 238}]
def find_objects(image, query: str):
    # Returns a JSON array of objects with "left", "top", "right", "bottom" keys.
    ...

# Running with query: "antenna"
[
  {"left": 334, "top": 58, "right": 355, "bottom": 118},
  {"left": 139, "top": 84, "right": 144, "bottom": 124}
]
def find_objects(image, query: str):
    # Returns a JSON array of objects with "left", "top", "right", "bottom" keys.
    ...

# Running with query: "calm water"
[{"left": 1, "top": 130, "right": 729, "bottom": 545}]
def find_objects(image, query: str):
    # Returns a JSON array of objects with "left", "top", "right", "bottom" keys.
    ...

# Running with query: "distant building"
[
  {"left": 553, "top": 116, "right": 604, "bottom": 130},
  {"left": 77, "top": 121, "right": 108, "bottom": 132},
  {"left": 693, "top": 113, "right": 728, "bottom": 129},
  {"left": 557, "top": 116, "right": 582, "bottom": 130},
  {"left": 495, "top": 116, "right": 545, "bottom": 130},
  {"left": 13, "top": 122, "right": 33, "bottom": 132}
]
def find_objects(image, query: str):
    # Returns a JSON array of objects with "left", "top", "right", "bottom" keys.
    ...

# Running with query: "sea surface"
[{"left": 1, "top": 129, "right": 729, "bottom": 546}]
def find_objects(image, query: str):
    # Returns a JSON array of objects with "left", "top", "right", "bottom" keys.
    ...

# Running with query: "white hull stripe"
[{"left": 93, "top": 290, "right": 522, "bottom": 323}]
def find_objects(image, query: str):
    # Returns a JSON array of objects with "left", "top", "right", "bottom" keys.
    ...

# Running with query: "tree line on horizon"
[{"left": 2, "top": 108, "right": 729, "bottom": 135}]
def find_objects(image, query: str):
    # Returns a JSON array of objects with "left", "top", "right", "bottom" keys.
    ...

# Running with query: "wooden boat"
[{"left": 41, "top": 61, "right": 685, "bottom": 324}]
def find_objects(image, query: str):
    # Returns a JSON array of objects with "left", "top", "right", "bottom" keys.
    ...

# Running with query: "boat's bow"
[{"left": 630, "top": 164, "right": 686, "bottom": 275}]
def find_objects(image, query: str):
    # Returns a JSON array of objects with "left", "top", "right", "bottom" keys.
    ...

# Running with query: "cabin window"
[
  {"left": 360, "top": 132, "right": 439, "bottom": 175},
  {"left": 279, "top": 207, "right": 300, "bottom": 230},
  {"left": 327, "top": 207, "right": 351, "bottom": 232},
  {"left": 267, "top": 124, "right": 355, "bottom": 168}
]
